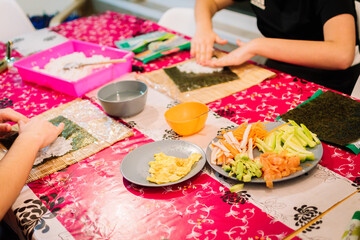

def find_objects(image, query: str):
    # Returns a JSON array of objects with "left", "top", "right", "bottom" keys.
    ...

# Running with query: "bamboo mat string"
[
  {"left": 140, "top": 50, "right": 276, "bottom": 104},
  {"left": 283, "top": 188, "right": 360, "bottom": 240}
]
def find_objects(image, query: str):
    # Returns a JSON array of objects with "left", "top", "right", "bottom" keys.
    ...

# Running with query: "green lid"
[{"left": 352, "top": 211, "right": 360, "bottom": 220}]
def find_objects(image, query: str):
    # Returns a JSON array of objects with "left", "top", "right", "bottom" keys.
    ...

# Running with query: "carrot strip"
[
  {"left": 231, "top": 121, "right": 268, "bottom": 149},
  {"left": 219, "top": 139, "right": 239, "bottom": 157}
]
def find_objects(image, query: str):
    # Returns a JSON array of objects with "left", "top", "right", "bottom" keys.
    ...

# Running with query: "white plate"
[
  {"left": 120, "top": 140, "right": 206, "bottom": 187},
  {"left": 206, "top": 122, "right": 323, "bottom": 183}
]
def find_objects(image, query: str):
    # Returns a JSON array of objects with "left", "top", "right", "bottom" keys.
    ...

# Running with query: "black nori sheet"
[
  {"left": 280, "top": 91, "right": 360, "bottom": 146},
  {"left": 163, "top": 65, "right": 238, "bottom": 92},
  {"left": 33, "top": 115, "right": 97, "bottom": 167},
  {"left": 50, "top": 115, "right": 96, "bottom": 151}
]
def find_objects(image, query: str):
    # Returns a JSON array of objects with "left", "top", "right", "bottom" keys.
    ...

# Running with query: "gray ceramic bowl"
[{"left": 97, "top": 80, "right": 148, "bottom": 118}]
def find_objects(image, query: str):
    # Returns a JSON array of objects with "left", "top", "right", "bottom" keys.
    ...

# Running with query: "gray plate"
[
  {"left": 120, "top": 140, "right": 206, "bottom": 187},
  {"left": 206, "top": 122, "right": 323, "bottom": 183}
]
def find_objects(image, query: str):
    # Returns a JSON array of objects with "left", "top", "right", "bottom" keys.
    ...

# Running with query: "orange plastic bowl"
[{"left": 164, "top": 102, "right": 209, "bottom": 136}]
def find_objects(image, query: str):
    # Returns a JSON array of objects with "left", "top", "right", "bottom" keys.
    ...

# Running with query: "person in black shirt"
[{"left": 191, "top": 0, "right": 359, "bottom": 95}]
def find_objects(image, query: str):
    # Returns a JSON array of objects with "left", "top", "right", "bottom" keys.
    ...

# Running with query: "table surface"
[{"left": 1, "top": 11, "right": 360, "bottom": 240}]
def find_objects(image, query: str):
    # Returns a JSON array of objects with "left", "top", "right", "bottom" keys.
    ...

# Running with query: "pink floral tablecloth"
[{"left": 2, "top": 11, "right": 360, "bottom": 240}]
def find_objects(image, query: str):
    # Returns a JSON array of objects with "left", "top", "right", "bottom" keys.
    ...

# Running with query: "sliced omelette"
[{"left": 147, "top": 152, "right": 202, "bottom": 184}]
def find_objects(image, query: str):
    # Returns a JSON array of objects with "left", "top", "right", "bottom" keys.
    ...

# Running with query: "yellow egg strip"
[{"left": 147, "top": 152, "right": 201, "bottom": 184}]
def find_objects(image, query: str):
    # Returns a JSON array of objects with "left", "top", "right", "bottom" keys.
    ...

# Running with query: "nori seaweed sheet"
[
  {"left": 50, "top": 115, "right": 97, "bottom": 151},
  {"left": 280, "top": 91, "right": 360, "bottom": 146},
  {"left": 163, "top": 65, "right": 238, "bottom": 92},
  {"left": 33, "top": 115, "right": 97, "bottom": 167}
]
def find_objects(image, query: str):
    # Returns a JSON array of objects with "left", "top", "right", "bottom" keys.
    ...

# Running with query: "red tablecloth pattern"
[
  {"left": 28, "top": 128, "right": 296, "bottom": 239},
  {"left": 0, "top": 43, "right": 75, "bottom": 117}
]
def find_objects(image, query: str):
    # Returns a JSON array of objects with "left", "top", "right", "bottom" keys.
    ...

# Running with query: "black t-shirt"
[
  {"left": 232, "top": 0, "right": 359, "bottom": 94},
  {"left": 248, "top": 0, "right": 358, "bottom": 44}
]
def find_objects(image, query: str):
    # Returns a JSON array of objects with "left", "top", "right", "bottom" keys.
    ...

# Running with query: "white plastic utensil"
[
  {"left": 63, "top": 58, "right": 128, "bottom": 70},
  {"left": 191, "top": 109, "right": 210, "bottom": 120}
]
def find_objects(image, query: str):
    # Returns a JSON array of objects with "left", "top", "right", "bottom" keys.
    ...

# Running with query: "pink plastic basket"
[{"left": 14, "top": 40, "right": 134, "bottom": 97}]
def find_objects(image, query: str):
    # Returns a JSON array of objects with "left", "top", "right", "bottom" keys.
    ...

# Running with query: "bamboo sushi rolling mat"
[
  {"left": 24, "top": 99, "right": 133, "bottom": 183},
  {"left": 139, "top": 51, "right": 276, "bottom": 104}
]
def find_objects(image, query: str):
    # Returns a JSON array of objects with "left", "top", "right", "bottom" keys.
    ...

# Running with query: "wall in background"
[
  {"left": 90, "top": 0, "right": 262, "bottom": 47},
  {"left": 15, "top": 0, "right": 74, "bottom": 15}
]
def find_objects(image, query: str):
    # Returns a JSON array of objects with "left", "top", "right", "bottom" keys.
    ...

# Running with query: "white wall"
[
  {"left": 91, "top": 0, "right": 262, "bottom": 45},
  {"left": 15, "top": 0, "right": 74, "bottom": 15}
]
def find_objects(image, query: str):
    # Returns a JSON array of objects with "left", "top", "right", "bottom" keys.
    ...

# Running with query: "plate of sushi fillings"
[
  {"left": 206, "top": 120, "right": 323, "bottom": 188},
  {"left": 120, "top": 140, "right": 206, "bottom": 187}
]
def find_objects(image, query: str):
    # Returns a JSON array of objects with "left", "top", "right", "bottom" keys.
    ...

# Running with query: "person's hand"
[
  {"left": 191, "top": 28, "right": 228, "bottom": 65},
  {"left": 206, "top": 39, "right": 255, "bottom": 67},
  {"left": 0, "top": 108, "right": 29, "bottom": 132},
  {"left": 18, "top": 117, "right": 64, "bottom": 149}
]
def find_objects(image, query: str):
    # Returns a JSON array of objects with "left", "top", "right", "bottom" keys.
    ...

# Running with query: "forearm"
[
  {"left": 194, "top": 0, "right": 233, "bottom": 32},
  {"left": 250, "top": 14, "right": 356, "bottom": 70},
  {"left": 250, "top": 37, "right": 355, "bottom": 70},
  {"left": 0, "top": 134, "right": 42, "bottom": 219},
  {"left": 194, "top": 0, "right": 217, "bottom": 32}
]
